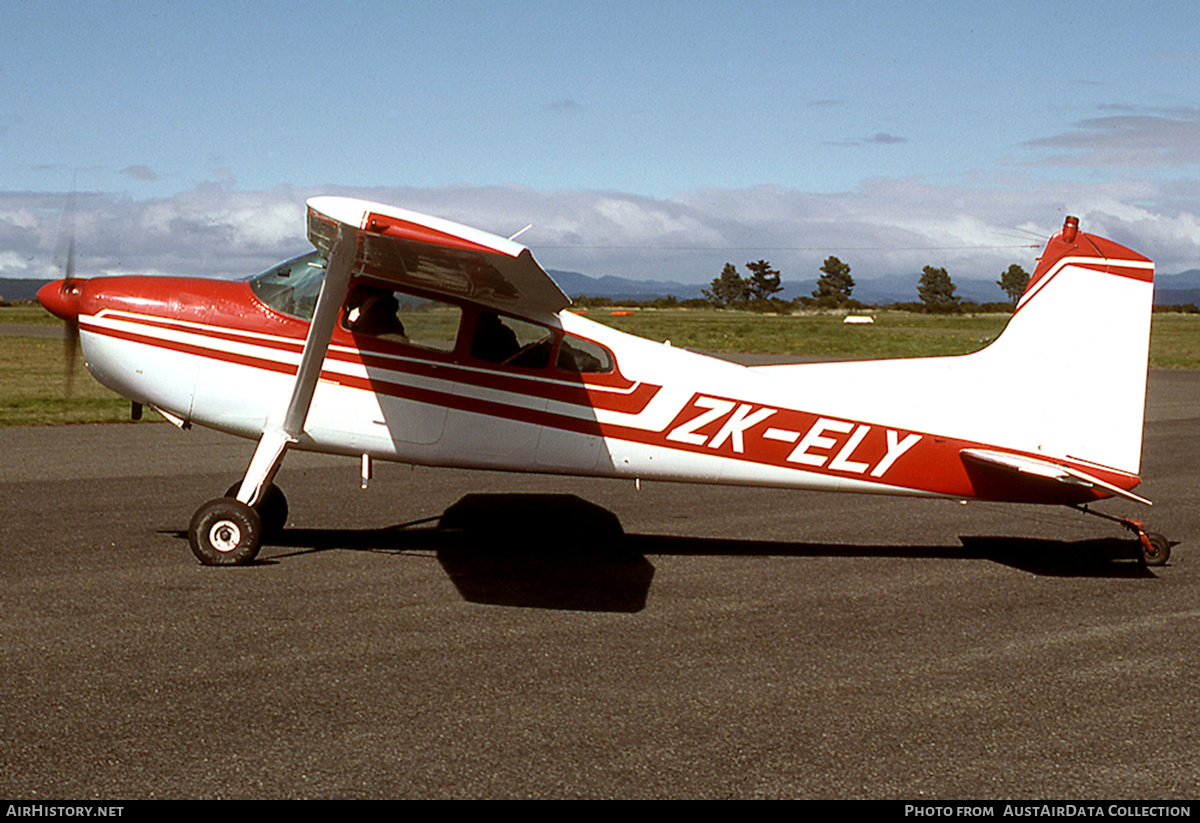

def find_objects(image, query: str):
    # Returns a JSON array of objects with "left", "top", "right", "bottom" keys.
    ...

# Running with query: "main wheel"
[
  {"left": 224, "top": 482, "right": 288, "bottom": 535},
  {"left": 1141, "top": 531, "right": 1171, "bottom": 566},
  {"left": 189, "top": 499, "right": 263, "bottom": 566}
]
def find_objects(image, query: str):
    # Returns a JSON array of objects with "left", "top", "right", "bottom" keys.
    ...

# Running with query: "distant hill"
[
  {"left": 1160, "top": 269, "right": 1200, "bottom": 289},
  {"left": 550, "top": 269, "right": 1008, "bottom": 305},
  {"left": 850, "top": 275, "right": 1006, "bottom": 305},
  {"left": 1154, "top": 270, "right": 1200, "bottom": 307},
  {"left": 553, "top": 268, "right": 1200, "bottom": 307},
  {"left": 0, "top": 279, "right": 50, "bottom": 303},
  {"left": 547, "top": 270, "right": 707, "bottom": 301},
  {"left": 1155, "top": 288, "right": 1200, "bottom": 307}
]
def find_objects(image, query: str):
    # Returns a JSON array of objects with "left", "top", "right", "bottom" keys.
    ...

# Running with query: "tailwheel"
[
  {"left": 224, "top": 482, "right": 289, "bottom": 535},
  {"left": 1073, "top": 506, "right": 1173, "bottom": 567},
  {"left": 1139, "top": 531, "right": 1171, "bottom": 567},
  {"left": 189, "top": 499, "right": 263, "bottom": 566}
]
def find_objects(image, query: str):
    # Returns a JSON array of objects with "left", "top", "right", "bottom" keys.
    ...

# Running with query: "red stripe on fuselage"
[
  {"left": 650, "top": 391, "right": 1140, "bottom": 501},
  {"left": 81, "top": 310, "right": 660, "bottom": 418},
  {"left": 95, "top": 312, "right": 309, "bottom": 356},
  {"left": 81, "top": 318, "right": 298, "bottom": 377},
  {"left": 332, "top": 346, "right": 659, "bottom": 414},
  {"left": 85, "top": 304, "right": 657, "bottom": 416},
  {"left": 83, "top": 313, "right": 1138, "bottom": 503}
]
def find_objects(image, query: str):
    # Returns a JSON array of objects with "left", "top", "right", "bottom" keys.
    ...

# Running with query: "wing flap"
[{"left": 306, "top": 196, "right": 570, "bottom": 319}]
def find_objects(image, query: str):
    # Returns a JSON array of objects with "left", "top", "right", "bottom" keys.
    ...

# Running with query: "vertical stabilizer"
[
  {"left": 975, "top": 216, "right": 1154, "bottom": 474},
  {"left": 753, "top": 217, "right": 1155, "bottom": 480}
]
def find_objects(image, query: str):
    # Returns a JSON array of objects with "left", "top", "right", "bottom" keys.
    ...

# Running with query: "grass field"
[
  {"left": 1142, "top": 311, "right": 1200, "bottom": 369},
  {"left": 0, "top": 304, "right": 58, "bottom": 325},
  {"left": 0, "top": 336, "right": 143, "bottom": 425},
  {"left": 579, "top": 308, "right": 1013, "bottom": 358},
  {"left": 581, "top": 307, "right": 1200, "bottom": 365},
  {"left": 3, "top": 304, "right": 1197, "bottom": 426}
]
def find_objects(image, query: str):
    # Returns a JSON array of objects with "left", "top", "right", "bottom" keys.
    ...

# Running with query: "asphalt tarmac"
[{"left": 1, "top": 370, "right": 1196, "bottom": 799}]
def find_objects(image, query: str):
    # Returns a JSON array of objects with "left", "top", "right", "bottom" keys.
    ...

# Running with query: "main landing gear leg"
[
  {"left": 189, "top": 430, "right": 293, "bottom": 566},
  {"left": 1074, "top": 504, "right": 1172, "bottom": 566},
  {"left": 186, "top": 224, "right": 357, "bottom": 567}
]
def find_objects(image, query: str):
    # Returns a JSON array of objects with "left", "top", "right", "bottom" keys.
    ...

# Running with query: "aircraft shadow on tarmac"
[{"left": 171, "top": 493, "right": 1159, "bottom": 612}]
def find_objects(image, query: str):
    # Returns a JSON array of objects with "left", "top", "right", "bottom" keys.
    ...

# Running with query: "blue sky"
[{"left": 4, "top": 0, "right": 1200, "bottom": 289}]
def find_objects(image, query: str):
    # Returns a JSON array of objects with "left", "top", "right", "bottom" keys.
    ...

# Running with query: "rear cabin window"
[
  {"left": 470, "top": 312, "right": 554, "bottom": 370},
  {"left": 341, "top": 283, "right": 462, "bottom": 353},
  {"left": 557, "top": 334, "right": 613, "bottom": 374}
]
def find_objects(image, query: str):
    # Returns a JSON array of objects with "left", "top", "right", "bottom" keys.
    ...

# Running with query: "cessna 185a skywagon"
[{"left": 37, "top": 197, "right": 1170, "bottom": 566}]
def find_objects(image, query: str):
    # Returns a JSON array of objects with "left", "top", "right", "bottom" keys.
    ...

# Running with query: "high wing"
[
  {"left": 234, "top": 196, "right": 570, "bottom": 510},
  {"left": 306, "top": 195, "right": 570, "bottom": 320}
]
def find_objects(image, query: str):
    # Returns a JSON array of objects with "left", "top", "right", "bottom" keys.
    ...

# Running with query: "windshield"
[{"left": 248, "top": 251, "right": 328, "bottom": 320}]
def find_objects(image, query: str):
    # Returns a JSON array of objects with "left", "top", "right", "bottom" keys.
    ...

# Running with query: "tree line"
[{"left": 694, "top": 257, "right": 1032, "bottom": 313}]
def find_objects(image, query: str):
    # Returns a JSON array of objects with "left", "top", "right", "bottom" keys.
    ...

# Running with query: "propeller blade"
[
  {"left": 64, "top": 234, "right": 76, "bottom": 284},
  {"left": 64, "top": 310, "right": 78, "bottom": 399},
  {"left": 61, "top": 209, "right": 79, "bottom": 399}
]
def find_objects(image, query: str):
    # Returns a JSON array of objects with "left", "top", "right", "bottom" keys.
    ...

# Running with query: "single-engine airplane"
[{"left": 37, "top": 197, "right": 1170, "bottom": 566}]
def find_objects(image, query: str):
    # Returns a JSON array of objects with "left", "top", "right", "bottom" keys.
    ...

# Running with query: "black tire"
[
  {"left": 224, "top": 482, "right": 289, "bottom": 535},
  {"left": 189, "top": 499, "right": 263, "bottom": 566},
  {"left": 1141, "top": 532, "right": 1171, "bottom": 566}
]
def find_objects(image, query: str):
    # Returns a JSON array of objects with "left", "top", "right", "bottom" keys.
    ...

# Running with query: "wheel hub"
[{"left": 207, "top": 519, "right": 242, "bottom": 553}]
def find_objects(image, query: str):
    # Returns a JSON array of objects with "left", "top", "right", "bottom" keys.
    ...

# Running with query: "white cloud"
[{"left": 2, "top": 178, "right": 1198, "bottom": 289}]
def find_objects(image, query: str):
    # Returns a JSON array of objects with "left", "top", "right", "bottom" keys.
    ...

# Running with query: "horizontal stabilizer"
[{"left": 960, "top": 449, "right": 1151, "bottom": 506}]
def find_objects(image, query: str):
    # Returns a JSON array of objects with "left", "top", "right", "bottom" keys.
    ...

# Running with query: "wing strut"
[{"left": 235, "top": 225, "right": 358, "bottom": 506}]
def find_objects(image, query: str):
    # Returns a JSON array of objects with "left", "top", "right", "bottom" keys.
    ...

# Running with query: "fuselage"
[{"left": 46, "top": 262, "right": 1142, "bottom": 507}]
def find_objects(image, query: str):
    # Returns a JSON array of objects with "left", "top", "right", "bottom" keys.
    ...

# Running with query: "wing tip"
[{"left": 306, "top": 196, "right": 524, "bottom": 258}]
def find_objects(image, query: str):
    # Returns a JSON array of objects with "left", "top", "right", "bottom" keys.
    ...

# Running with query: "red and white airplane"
[{"left": 37, "top": 197, "right": 1169, "bottom": 566}]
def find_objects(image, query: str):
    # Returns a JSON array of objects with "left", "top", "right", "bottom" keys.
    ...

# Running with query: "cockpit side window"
[{"left": 248, "top": 251, "right": 328, "bottom": 320}]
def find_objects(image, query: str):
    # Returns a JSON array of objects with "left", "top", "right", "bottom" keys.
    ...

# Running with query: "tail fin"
[
  {"left": 970, "top": 216, "right": 1154, "bottom": 474},
  {"left": 754, "top": 217, "right": 1154, "bottom": 480}
]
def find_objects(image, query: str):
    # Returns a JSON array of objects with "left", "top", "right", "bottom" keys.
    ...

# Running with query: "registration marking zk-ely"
[{"left": 665, "top": 395, "right": 922, "bottom": 478}]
